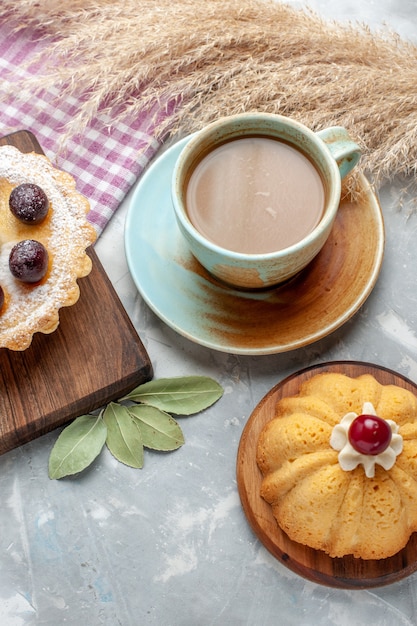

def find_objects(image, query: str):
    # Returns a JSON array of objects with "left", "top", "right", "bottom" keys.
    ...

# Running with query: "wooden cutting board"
[
  {"left": 0, "top": 130, "right": 153, "bottom": 454},
  {"left": 237, "top": 361, "right": 417, "bottom": 588}
]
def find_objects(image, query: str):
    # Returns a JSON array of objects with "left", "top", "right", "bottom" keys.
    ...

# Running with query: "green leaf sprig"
[{"left": 48, "top": 376, "right": 223, "bottom": 479}]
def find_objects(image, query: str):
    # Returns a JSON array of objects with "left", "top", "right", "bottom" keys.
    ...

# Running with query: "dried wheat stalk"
[{"left": 2, "top": 0, "right": 417, "bottom": 190}]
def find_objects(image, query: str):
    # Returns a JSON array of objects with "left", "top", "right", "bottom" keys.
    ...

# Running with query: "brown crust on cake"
[{"left": 256, "top": 373, "right": 417, "bottom": 559}]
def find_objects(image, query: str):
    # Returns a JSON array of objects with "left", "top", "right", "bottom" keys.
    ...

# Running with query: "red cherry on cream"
[{"left": 348, "top": 414, "right": 392, "bottom": 455}]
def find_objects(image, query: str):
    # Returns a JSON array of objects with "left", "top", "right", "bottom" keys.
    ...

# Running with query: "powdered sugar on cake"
[{"left": 0, "top": 145, "right": 96, "bottom": 350}]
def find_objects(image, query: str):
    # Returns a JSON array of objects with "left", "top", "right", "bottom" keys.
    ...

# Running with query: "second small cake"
[{"left": 256, "top": 372, "right": 417, "bottom": 560}]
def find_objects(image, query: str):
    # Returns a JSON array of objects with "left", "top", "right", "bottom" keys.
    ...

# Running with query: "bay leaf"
[
  {"left": 48, "top": 413, "right": 107, "bottom": 479},
  {"left": 122, "top": 376, "right": 223, "bottom": 415},
  {"left": 103, "top": 403, "right": 144, "bottom": 468},
  {"left": 128, "top": 404, "right": 185, "bottom": 451}
]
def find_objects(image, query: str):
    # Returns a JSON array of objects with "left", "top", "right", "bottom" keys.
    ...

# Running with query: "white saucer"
[{"left": 124, "top": 136, "right": 384, "bottom": 355}]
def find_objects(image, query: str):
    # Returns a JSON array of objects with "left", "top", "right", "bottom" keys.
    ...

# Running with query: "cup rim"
[{"left": 172, "top": 113, "right": 342, "bottom": 261}]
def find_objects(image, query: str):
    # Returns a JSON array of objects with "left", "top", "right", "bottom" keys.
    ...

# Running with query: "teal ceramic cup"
[{"left": 172, "top": 113, "right": 361, "bottom": 290}]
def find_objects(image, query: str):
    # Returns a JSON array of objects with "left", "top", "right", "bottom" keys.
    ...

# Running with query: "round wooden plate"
[{"left": 236, "top": 361, "right": 417, "bottom": 589}]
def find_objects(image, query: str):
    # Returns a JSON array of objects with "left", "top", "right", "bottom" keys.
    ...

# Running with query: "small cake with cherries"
[
  {"left": 256, "top": 372, "right": 417, "bottom": 559},
  {"left": 0, "top": 145, "right": 97, "bottom": 350}
]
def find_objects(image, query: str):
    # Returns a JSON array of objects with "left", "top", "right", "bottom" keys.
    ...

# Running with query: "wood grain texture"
[
  {"left": 236, "top": 361, "right": 417, "bottom": 589},
  {"left": 0, "top": 130, "right": 153, "bottom": 454}
]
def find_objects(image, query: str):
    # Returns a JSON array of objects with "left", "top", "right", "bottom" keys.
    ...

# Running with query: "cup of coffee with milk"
[{"left": 172, "top": 112, "right": 361, "bottom": 290}]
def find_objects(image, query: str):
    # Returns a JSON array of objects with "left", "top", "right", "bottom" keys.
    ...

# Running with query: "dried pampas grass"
[{"left": 2, "top": 0, "right": 417, "bottom": 190}]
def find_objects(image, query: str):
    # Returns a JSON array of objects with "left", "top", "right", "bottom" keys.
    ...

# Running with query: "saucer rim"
[{"left": 124, "top": 136, "right": 384, "bottom": 355}]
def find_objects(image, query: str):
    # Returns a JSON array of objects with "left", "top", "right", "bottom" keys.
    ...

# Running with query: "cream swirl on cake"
[
  {"left": 0, "top": 145, "right": 96, "bottom": 350},
  {"left": 330, "top": 401, "right": 403, "bottom": 478}
]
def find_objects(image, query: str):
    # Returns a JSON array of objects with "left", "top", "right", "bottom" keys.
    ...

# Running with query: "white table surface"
[{"left": 2, "top": 1, "right": 417, "bottom": 624}]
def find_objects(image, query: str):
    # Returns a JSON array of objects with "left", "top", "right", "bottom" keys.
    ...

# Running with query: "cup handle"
[{"left": 316, "top": 126, "right": 361, "bottom": 180}]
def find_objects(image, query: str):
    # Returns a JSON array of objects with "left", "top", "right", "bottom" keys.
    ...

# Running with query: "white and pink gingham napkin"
[{"left": 0, "top": 23, "right": 165, "bottom": 235}]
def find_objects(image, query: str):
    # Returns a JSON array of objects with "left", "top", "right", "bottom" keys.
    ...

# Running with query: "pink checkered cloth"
[{"left": 0, "top": 23, "right": 164, "bottom": 235}]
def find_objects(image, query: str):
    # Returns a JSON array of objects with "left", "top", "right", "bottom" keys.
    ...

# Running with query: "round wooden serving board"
[{"left": 236, "top": 361, "right": 417, "bottom": 589}]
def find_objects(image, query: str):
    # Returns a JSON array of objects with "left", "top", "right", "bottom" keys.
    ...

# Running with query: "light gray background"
[{"left": 2, "top": 1, "right": 417, "bottom": 624}]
